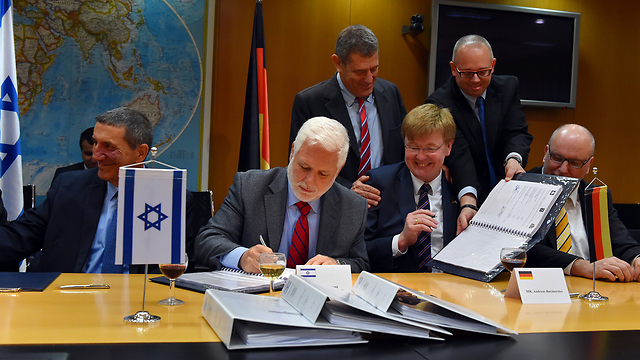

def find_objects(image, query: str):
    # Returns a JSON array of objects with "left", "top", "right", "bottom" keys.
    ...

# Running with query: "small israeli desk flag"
[{"left": 116, "top": 162, "right": 186, "bottom": 265}]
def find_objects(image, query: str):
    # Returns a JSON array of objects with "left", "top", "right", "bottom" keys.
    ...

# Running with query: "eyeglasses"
[
  {"left": 453, "top": 64, "right": 493, "bottom": 79},
  {"left": 548, "top": 149, "right": 592, "bottom": 169},
  {"left": 405, "top": 143, "right": 445, "bottom": 155}
]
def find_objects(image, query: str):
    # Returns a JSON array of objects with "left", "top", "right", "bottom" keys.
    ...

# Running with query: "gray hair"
[
  {"left": 549, "top": 124, "right": 596, "bottom": 156},
  {"left": 452, "top": 34, "right": 494, "bottom": 63},
  {"left": 292, "top": 117, "right": 349, "bottom": 167},
  {"left": 335, "top": 25, "right": 379, "bottom": 65},
  {"left": 95, "top": 107, "right": 154, "bottom": 150}
]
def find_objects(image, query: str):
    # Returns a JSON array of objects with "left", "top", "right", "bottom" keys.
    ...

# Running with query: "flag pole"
[
  {"left": 125, "top": 147, "right": 161, "bottom": 323},
  {"left": 578, "top": 167, "right": 608, "bottom": 302}
]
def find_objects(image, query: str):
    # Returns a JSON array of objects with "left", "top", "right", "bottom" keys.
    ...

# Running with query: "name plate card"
[
  {"left": 296, "top": 264, "right": 352, "bottom": 292},
  {"left": 505, "top": 268, "right": 571, "bottom": 304}
]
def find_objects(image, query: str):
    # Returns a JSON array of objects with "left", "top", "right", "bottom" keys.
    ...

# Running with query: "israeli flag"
[
  {"left": 0, "top": 0, "right": 23, "bottom": 220},
  {"left": 116, "top": 166, "right": 186, "bottom": 265}
]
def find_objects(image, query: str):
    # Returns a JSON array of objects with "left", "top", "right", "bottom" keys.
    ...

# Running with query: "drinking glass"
[
  {"left": 500, "top": 247, "right": 527, "bottom": 273},
  {"left": 259, "top": 253, "right": 286, "bottom": 296},
  {"left": 158, "top": 254, "right": 188, "bottom": 305}
]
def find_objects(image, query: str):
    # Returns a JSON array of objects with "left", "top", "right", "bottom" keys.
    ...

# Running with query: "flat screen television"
[{"left": 428, "top": 0, "right": 580, "bottom": 108}]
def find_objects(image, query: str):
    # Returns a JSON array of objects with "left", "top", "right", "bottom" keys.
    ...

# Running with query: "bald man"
[{"left": 527, "top": 124, "right": 640, "bottom": 282}]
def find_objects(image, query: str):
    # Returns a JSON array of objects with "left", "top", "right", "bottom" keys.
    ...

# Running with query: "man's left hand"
[
  {"left": 351, "top": 175, "right": 381, "bottom": 208},
  {"left": 306, "top": 254, "right": 339, "bottom": 265},
  {"left": 504, "top": 158, "right": 525, "bottom": 181}
]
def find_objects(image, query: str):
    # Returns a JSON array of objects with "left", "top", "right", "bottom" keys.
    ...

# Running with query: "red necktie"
[
  {"left": 357, "top": 98, "right": 371, "bottom": 178},
  {"left": 288, "top": 202, "right": 311, "bottom": 268}
]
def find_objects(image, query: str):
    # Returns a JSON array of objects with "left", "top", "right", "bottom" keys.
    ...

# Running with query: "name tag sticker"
[{"left": 505, "top": 268, "right": 571, "bottom": 304}]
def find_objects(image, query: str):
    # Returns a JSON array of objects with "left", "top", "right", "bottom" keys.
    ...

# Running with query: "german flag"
[
  {"left": 238, "top": 1, "right": 270, "bottom": 172},
  {"left": 519, "top": 270, "right": 534, "bottom": 280},
  {"left": 585, "top": 185, "right": 613, "bottom": 261}
]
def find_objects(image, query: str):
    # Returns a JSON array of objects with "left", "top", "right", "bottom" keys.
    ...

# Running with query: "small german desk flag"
[
  {"left": 585, "top": 185, "right": 613, "bottom": 261},
  {"left": 238, "top": 1, "right": 270, "bottom": 172}
]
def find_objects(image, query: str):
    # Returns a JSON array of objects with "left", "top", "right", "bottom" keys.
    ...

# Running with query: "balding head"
[{"left": 543, "top": 124, "right": 595, "bottom": 181}]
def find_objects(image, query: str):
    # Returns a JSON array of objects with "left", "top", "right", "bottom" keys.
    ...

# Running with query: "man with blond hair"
[{"left": 364, "top": 104, "right": 468, "bottom": 272}]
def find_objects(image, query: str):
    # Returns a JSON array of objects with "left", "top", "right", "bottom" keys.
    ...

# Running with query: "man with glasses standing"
[
  {"left": 363, "top": 104, "right": 464, "bottom": 272},
  {"left": 426, "top": 35, "right": 533, "bottom": 214},
  {"left": 527, "top": 124, "right": 640, "bottom": 281}
]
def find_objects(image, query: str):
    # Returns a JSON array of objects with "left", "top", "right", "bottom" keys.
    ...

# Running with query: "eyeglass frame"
[
  {"left": 404, "top": 143, "right": 445, "bottom": 155},
  {"left": 452, "top": 64, "right": 493, "bottom": 79},
  {"left": 547, "top": 148, "right": 592, "bottom": 169}
]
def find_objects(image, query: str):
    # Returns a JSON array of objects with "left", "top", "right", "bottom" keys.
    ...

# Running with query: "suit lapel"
[
  {"left": 76, "top": 176, "right": 108, "bottom": 271},
  {"left": 484, "top": 82, "right": 502, "bottom": 148},
  {"left": 316, "top": 185, "right": 340, "bottom": 256},
  {"left": 324, "top": 74, "right": 359, "bottom": 159},
  {"left": 395, "top": 165, "right": 417, "bottom": 217},
  {"left": 265, "top": 169, "right": 289, "bottom": 251}
]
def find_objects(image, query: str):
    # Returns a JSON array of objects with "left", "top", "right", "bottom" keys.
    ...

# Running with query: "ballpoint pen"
[
  {"left": 0, "top": 288, "right": 21, "bottom": 292},
  {"left": 259, "top": 235, "right": 268, "bottom": 248},
  {"left": 59, "top": 284, "right": 110, "bottom": 289}
]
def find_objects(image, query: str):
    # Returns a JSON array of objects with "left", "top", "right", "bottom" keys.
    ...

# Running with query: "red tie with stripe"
[
  {"left": 288, "top": 201, "right": 311, "bottom": 268},
  {"left": 357, "top": 98, "right": 371, "bottom": 178}
]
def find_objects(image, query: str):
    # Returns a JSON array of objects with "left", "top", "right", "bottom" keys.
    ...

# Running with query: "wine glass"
[
  {"left": 500, "top": 247, "right": 527, "bottom": 273},
  {"left": 259, "top": 253, "right": 286, "bottom": 296},
  {"left": 158, "top": 254, "right": 189, "bottom": 306}
]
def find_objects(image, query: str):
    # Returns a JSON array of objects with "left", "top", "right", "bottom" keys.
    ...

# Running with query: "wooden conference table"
[{"left": 1, "top": 272, "right": 640, "bottom": 359}]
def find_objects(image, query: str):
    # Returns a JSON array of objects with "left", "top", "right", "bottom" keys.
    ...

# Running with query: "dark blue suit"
[
  {"left": 0, "top": 168, "right": 196, "bottom": 272},
  {"left": 364, "top": 163, "right": 459, "bottom": 272}
]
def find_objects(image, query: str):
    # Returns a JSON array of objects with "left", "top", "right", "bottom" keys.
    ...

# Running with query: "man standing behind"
[
  {"left": 290, "top": 25, "right": 406, "bottom": 207},
  {"left": 52, "top": 127, "right": 98, "bottom": 184},
  {"left": 527, "top": 124, "right": 640, "bottom": 282},
  {"left": 364, "top": 104, "right": 468, "bottom": 272},
  {"left": 197, "top": 117, "right": 369, "bottom": 273},
  {"left": 426, "top": 34, "right": 532, "bottom": 205}
]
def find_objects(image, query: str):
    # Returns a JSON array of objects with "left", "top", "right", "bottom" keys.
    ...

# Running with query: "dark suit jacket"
[
  {"left": 426, "top": 75, "right": 533, "bottom": 203},
  {"left": 0, "top": 168, "right": 196, "bottom": 272},
  {"left": 290, "top": 74, "right": 407, "bottom": 187},
  {"left": 364, "top": 163, "right": 459, "bottom": 272},
  {"left": 195, "top": 167, "right": 370, "bottom": 272},
  {"left": 52, "top": 162, "right": 85, "bottom": 184},
  {"left": 0, "top": 190, "right": 7, "bottom": 225},
  {"left": 527, "top": 167, "right": 640, "bottom": 268}
]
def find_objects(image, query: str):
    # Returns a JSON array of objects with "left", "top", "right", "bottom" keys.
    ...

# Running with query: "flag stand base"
[
  {"left": 124, "top": 264, "right": 161, "bottom": 323},
  {"left": 579, "top": 291, "right": 608, "bottom": 302}
]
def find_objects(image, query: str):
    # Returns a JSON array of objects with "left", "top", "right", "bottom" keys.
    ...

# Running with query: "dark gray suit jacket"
[
  {"left": 195, "top": 167, "right": 370, "bottom": 272},
  {"left": 290, "top": 74, "right": 407, "bottom": 187}
]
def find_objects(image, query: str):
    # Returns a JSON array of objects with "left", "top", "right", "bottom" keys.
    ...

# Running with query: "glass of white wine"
[
  {"left": 158, "top": 253, "right": 189, "bottom": 306},
  {"left": 259, "top": 252, "right": 286, "bottom": 296}
]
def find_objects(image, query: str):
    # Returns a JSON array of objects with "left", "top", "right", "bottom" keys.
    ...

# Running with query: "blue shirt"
[
  {"left": 337, "top": 73, "right": 383, "bottom": 171},
  {"left": 83, "top": 182, "right": 129, "bottom": 273},
  {"left": 220, "top": 181, "right": 322, "bottom": 269}
]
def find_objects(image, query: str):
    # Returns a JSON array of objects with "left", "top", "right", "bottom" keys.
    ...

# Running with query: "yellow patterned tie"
[{"left": 555, "top": 206, "right": 572, "bottom": 254}]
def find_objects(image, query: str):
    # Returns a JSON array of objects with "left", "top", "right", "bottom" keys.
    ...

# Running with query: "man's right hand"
[
  {"left": 398, "top": 209, "right": 438, "bottom": 252},
  {"left": 351, "top": 175, "right": 381, "bottom": 208},
  {"left": 571, "top": 257, "right": 634, "bottom": 282},
  {"left": 239, "top": 245, "right": 272, "bottom": 273}
]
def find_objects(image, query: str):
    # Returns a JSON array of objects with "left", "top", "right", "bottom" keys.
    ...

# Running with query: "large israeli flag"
[
  {"left": 0, "top": 0, "right": 23, "bottom": 220},
  {"left": 116, "top": 166, "right": 186, "bottom": 265}
]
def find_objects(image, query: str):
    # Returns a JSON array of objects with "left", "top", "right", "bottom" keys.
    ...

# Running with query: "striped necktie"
[
  {"left": 555, "top": 205, "right": 573, "bottom": 254},
  {"left": 416, "top": 184, "right": 432, "bottom": 271},
  {"left": 357, "top": 97, "right": 371, "bottom": 178},
  {"left": 288, "top": 201, "right": 311, "bottom": 268}
]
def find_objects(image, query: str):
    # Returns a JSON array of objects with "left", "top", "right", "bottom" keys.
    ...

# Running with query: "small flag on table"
[
  {"left": 585, "top": 185, "right": 613, "bottom": 261},
  {"left": 116, "top": 166, "right": 186, "bottom": 265}
]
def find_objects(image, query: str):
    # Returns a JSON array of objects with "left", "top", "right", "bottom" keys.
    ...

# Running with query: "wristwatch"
[{"left": 504, "top": 155, "right": 522, "bottom": 167}]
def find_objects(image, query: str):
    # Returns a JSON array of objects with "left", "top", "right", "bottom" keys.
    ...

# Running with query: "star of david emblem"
[
  {"left": 0, "top": 77, "right": 20, "bottom": 177},
  {"left": 137, "top": 203, "right": 169, "bottom": 231}
]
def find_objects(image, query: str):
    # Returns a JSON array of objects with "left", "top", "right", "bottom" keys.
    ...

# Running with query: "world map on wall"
[{"left": 13, "top": 0, "right": 203, "bottom": 194}]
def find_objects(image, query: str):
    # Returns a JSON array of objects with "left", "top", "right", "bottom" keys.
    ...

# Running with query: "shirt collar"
[
  {"left": 337, "top": 72, "right": 373, "bottom": 107},
  {"left": 461, "top": 89, "right": 487, "bottom": 110},
  {"left": 106, "top": 182, "right": 118, "bottom": 202},
  {"left": 286, "top": 181, "right": 320, "bottom": 214},
  {"left": 409, "top": 170, "right": 442, "bottom": 196}
]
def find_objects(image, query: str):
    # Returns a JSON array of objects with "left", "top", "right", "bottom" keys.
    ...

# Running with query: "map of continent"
[{"left": 13, "top": 0, "right": 204, "bottom": 194}]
